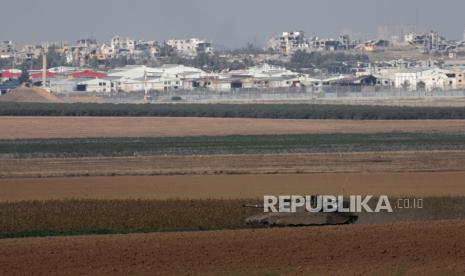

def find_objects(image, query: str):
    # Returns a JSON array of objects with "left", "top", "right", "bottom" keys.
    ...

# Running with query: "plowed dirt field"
[{"left": 1, "top": 220, "right": 464, "bottom": 275}]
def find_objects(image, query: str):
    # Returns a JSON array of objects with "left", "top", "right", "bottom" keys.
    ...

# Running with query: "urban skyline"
[{"left": 1, "top": 0, "right": 465, "bottom": 47}]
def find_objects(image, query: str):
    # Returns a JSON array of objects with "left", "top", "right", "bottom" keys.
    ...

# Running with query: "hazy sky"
[{"left": 1, "top": 0, "right": 464, "bottom": 48}]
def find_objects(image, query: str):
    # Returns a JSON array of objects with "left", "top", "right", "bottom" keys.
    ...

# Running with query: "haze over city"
[{"left": 1, "top": 0, "right": 465, "bottom": 47}]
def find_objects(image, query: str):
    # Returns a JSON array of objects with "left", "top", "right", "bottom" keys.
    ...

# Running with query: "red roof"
[
  {"left": 71, "top": 70, "right": 106, "bottom": 79},
  {"left": 30, "top": 71, "right": 59, "bottom": 79},
  {"left": 0, "top": 71, "right": 21, "bottom": 79}
]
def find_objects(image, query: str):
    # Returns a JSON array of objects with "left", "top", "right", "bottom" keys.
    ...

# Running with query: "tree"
[
  {"left": 401, "top": 80, "right": 411, "bottom": 91},
  {"left": 417, "top": 81, "right": 426, "bottom": 91},
  {"left": 18, "top": 65, "right": 30, "bottom": 84},
  {"left": 287, "top": 50, "right": 369, "bottom": 74},
  {"left": 88, "top": 56, "right": 100, "bottom": 69},
  {"left": 43, "top": 45, "right": 67, "bottom": 68}
]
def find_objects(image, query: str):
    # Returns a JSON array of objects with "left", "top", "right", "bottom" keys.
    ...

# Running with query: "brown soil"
[
  {"left": 1, "top": 171, "right": 465, "bottom": 202},
  {"left": 1, "top": 151, "right": 465, "bottom": 179},
  {"left": 0, "top": 87, "right": 62, "bottom": 103},
  {"left": 1, "top": 117, "right": 465, "bottom": 139},
  {"left": 1, "top": 220, "right": 464, "bottom": 275}
]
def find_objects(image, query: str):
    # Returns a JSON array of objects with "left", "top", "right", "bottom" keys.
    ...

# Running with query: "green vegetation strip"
[
  {"left": 1, "top": 132, "right": 465, "bottom": 158},
  {"left": 1, "top": 102, "right": 465, "bottom": 119},
  {"left": 1, "top": 198, "right": 464, "bottom": 239},
  {"left": 0, "top": 199, "right": 261, "bottom": 239}
]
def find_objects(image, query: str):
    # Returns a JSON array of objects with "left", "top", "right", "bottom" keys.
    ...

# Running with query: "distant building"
[
  {"left": 134, "top": 40, "right": 160, "bottom": 58},
  {"left": 268, "top": 32, "right": 355, "bottom": 55},
  {"left": 111, "top": 36, "right": 135, "bottom": 56},
  {"left": 16, "top": 45, "right": 43, "bottom": 61},
  {"left": 166, "top": 38, "right": 213, "bottom": 57},
  {"left": 268, "top": 31, "right": 309, "bottom": 55},
  {"left": 77, "top": 78, "right": 114, "bottom": 93},
  {"left": 404, "top": 31, "right": 447, "bottom": 53},
  {"left": 0, "top": 41, "right": 14, "bottom": 59},
  {"left": 454, "top": 69, "right": 465, "bottom": 89},
  {"left": 394, "top": 68, "right": 457, "bottom": 91},
  {"left": 309, "top": 35, "right": 355, "bottom": 51}
]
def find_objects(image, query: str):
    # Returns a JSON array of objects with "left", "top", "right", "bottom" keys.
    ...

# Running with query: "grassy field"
[
  {"left": 1, "top": 197, "right": 464, "bottom": 239},
  {"left": 2, "top": 132, "right": 465, "bottom": 158},
  {"left": 4, "top": 117, "right": 465, "bottom": 140},
  {"left": 2, "top": 102, "right": 465, "bottom": 119},
  {"left": 0, "top": 199, "right": 260, "bottom": 239}
]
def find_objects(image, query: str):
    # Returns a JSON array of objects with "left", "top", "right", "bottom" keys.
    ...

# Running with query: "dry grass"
[
  {"left": 0, "top": 199, "right": 260, "bottom": 238},
  {"left": 1, "top": 197, "right": 464, "bottom": 239},
  {"left": 1, "top": 172, "right": 465, "bottom": 202},
  {"left": 1, "top": 117, "right": 465, "bottom": 139},
  {"left": 1, "top": 151, "right": 465, "bottom": 178}
]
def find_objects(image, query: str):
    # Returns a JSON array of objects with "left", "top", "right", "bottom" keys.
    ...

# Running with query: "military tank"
[{"left": 244, "top": 197, "right": 358, "bottom": 227}]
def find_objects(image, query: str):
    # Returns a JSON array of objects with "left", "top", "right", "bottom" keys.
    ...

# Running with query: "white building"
[
  {"left": 100, "top": 65, "right": 208, "bottom": 92},
  {"left": 16, "top": 45, "right": 43, "bottom": 60},
  {"left": 394, "top": 68, "right": 456, "bottom": 91},
  {"left": 134, "top": 40, "right": 160, "bottom": 58},
  {"left": 229, "top": 63, "right": 299, "bottom": 79},
  {"left": 98, "top": 44, "right": 114, "bottom": 59},
  {"left": 166, "top": 38, "right": 213, "bottom": 57},
  {"left": 111, "top": 36, "right": 135, "bottom": 56},
  {"left": 0, "top": 41, "right": 14, "bottom": 59},
  {"left": 77, "top": 78, "right": 114, "bottom": 93}
]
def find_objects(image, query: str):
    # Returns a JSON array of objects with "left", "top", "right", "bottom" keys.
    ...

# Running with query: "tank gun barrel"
[{"left": 243, "top": 204, "right": 264, "bottom": 208}]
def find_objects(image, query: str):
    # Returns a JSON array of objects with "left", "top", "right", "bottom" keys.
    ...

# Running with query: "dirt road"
[
  {"left": 1, "top": 171, "right": 465, "bottom": 201},
  {"left": 1, "top": 117, "right": 465, "bottom": 139},
  {"left": 1, "top": 220, "right": 464, "bottom": 275}
]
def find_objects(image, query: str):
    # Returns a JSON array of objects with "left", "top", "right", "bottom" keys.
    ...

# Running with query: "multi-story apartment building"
[
  {"left": 404, "top": 31, "right": 447, "bottom": 52},
  {"left": 111, "top": 36, "right": 136, "bottom": 56},
  {"left": 268, "top": 31, "right": 309, "bottom": 55},
  {"left": 0, "top": 41, "right": 14, "bottom": 59},
  {"left": 166, "top": 38, "right": 213, "bottom": 57},
  {"left": 268, "top": 32, "right": 355, "bottom": 55}
]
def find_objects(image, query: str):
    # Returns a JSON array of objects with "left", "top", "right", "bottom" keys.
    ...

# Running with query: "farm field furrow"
[{"left": 1, "top": 220, "right": 464, "bottom": 275}]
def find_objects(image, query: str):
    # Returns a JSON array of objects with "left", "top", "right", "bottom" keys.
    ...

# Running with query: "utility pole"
[
  {"left": 42, "top": 50, "right": 47, "bottom": 90},
  {"left": 143, "top": 69, "right": 152, "bottom": 103}
]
